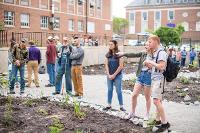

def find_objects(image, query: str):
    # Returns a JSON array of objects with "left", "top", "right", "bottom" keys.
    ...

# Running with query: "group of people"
[
  {"left": 103, "top": 35, "right": 170, "bottom": 132},
  {"left": 8, "top": 35, "right": 84, "bottom": 98},
  {"left": 168, "top": 46, "right": 200, "bottom": 67}
]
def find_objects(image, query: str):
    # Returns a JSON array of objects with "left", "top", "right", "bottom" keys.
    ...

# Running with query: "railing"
[{"left": 0, "top": 30, "right": 8, "bottom": 47}]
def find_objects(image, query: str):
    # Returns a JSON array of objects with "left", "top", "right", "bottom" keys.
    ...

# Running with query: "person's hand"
[
  {"left": 116, "top": 52, "right": 124, "bottom": 57},
  {"left": 15, "top": 60, "right": 20, "bottom": 66},
  {"left": 58, "top": 53, "right": 61, "bottom": 57},
  {"left": 144, "top": 60, "right": 153, "bottom": 69},
  {"left": 109, "top": 74, "right": 116, "bottom": 80}
]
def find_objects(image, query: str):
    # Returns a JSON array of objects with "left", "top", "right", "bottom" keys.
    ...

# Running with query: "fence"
[{"left": 0, "top": 31, "right": 112, "bottom": 47}]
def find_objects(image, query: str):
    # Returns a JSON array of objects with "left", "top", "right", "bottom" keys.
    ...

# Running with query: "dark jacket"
[{"left": 12, "top": 44, "right": 28, "bottom": 66}]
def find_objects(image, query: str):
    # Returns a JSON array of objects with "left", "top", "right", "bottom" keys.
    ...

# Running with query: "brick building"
[
  {"left": 0, "top": 0, "right": 112, "bottom": 45},
  {"left": 125, "top": 0, "right": 200, "bottom": 46}
]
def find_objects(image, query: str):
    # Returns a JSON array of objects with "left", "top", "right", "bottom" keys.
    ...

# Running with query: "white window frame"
[
  {"left": 96, "top": 0, "right": 102, "bottom": 18},
  {"left": 20, "top": 13, "right": 30, "bottom": 28},
  {"left": 142, "top": 11, "right": 148, "bottom": 21},
  {"left": 156, "top": 0, "right": 161, "bottom": 4},
  {"left": 78, "top": 20, "right": 84, "bottom": 32},
  {"left": 4, "top": 11, "right": 14, "bottom": 27},
  {"left": 77, "top": 0, "right": 84, "bottom": 16},
  {"left": 129, "top": 12, "right": 135, "bottom": 34},
  {"left": 68, "top": 19, "right": 74, "bottom": 31},
  {"left": 105, "top": 24, "right": 111, "bottom": 31},
  {"left": 4, "top": 0, "right": 15, "bottom": 4},
  {"left": 40, "top": 16, "right": 49, "bottom": 29},
  {"left": 20, "top": 0, "right": 30, "bottom": 6},
  {"left": 89, "top": 0, "right": 95, "bottom": 17},
  {"left": 141, "top": 11, "right": 148, "bottom": 33},
  {"left": 183, "top": 0, "right": 188, "bottom": 3},
  {"left": 196, "top": 21, "right": 200, "bottom": 31},
  {"left": 39, "top": 0, "right": 48, "bottom": 9},
  {"left": 168, "top": 10, "right": 175, "bottom": 20},
  {"left": 154, "top": 11, "right": 161, "bottom": 30},
  {"left": 67, "top": 0, "right": 75, "bottom": 14}
]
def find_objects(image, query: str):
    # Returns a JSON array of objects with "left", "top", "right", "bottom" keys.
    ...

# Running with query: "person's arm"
[
  {"left": 111, "top": 57, "right": 124, "bottom": 78},
  {"left": 46, "top": 45, "right": 50, "bottom": 56},
  {"left": 12, "top": 46, "right": 17, "bottom": 63},
  {"left": 70, "top": 48, "right": 84, "bottom": 59},
  {"left": 105, "top": 58, "right": 110, "bottom": 76},
  {"left": 146, "top": 60, "right": 166, "bottom": 71},
  {"left": 124, "top": 52, "right": 144, "bottom": 58}
]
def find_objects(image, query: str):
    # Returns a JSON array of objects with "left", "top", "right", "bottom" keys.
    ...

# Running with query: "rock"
[
  {"left": 91, "top": 69, "right": 95, "bottom": 72},
  {"left": 116, "top": 112, "right": 126, "bottom": 119},
  {"left": 180, "top": 101, "right": 185, "bottom": 104},
  {"left": 163, "top": 99, "right": 168, "bottom": 102},
  {"left": 170, "top": 131, "right": 177, "bottom": 133},
  {"left": 183, "top": 88, "right": 189, "bottom": 91},
  {"left": 185, "top": 102, "right": 190, "bottom": 105},
  {"left": 195, "top": 80, "right": 199, "bottom": 84},
  {"left": 184, "top": 95, "right": 191, "bottom": 102},
  {"left": 142, "top": 121, "right": 148, "bottom": 128},
  {"left": 138, "top": 119, "right": 143, "bottom": 126},
  {"left": 131, "top": 118, "right": 139, "bottom": 125},
  {"left": 189, "top": 103, "right": 194, "bottom": 106},
  {"left": 194, "top": 101, "right": 200, "bottom": 106}
]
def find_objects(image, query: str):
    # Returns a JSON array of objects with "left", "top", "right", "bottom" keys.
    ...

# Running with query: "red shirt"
[{"left": 46, "top": 42, "right": 57, "bottom": 64}]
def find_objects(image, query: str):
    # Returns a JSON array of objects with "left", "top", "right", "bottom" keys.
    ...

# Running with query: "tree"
[
  {"left": 113, "top": 17, "right": 129, "bottom": 34},
  {"left": 153, "top": 25, "right": 185, "bottom": 47}
]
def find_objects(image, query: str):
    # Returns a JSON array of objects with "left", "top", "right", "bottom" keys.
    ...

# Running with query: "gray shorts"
[{"left": 151, "top": 78, "right": 164, "bottom": 100}]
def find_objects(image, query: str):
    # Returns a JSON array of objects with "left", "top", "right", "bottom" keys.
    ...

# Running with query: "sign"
[{"left": 167, "top": 23, "right": 176, "bottom": 28}]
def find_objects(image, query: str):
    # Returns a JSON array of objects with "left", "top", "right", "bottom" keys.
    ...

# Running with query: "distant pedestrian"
[
  {"left": 189, "top": 48, "right": 196, "bottom": 65},
  {"left": 70, "top": 35, "right": 84, "bottom": 97},
  {"left": 54, "top": 36, "right": 62, "bottom": 76},
  {"left": 176, "top": 48, "right": 181, "bottom": 65},
  {"left": 53, "top": 37, "right": 73, "bottom": 95},
  {"left": 103, "top": 40, "right": 125, "bottom": 111},
  {"left": 26, "top": 41, "right": 41, "bottom": 88},
  {"left": 45, "top": 36, "right": 57, "bottom": 87},
  {"left": 181, "top": 47, "right": 187, "bottom": 67},
  {"left": 9, "top": 39, "right": 28, "bottom": 94}
]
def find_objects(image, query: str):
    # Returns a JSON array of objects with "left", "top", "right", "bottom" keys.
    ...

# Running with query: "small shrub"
[
  {"left": 3, "top": 96, "right": 13, "bottom": 126},
  {"left": 23, "top": 99, "right": 34, "bottom": 107},
  {"left": 37, "top": 108, "right": 48, "bottom": 116},
  {"left": 179, "top": 76, "right": 190, "bottom": 84},
  {"left": 49, "top": 117, "right": 64, "bottom": 133},
  {"left": 73, "top": 99, "right": 86, "bottom": 119},
  {"left": 74, "top": 129, "right": 84, "bottom": 133}
]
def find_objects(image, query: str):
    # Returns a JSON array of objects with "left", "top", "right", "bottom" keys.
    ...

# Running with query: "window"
[
  {"left": 90, "top": 0, "right": 95, "bottom": 9},
  {"left": 20, "top": 0, "right": 29, "bottom": 6},
  {"left": 78, "top": 21, "right": 84, "bottom": 32},
  {"left": 196, "top": 21, "right": 200, "bottom": 31},
  {"left": 156, "top": 0, "right": 160, "bottom": 4},
  {"left": 129, "top": 12, "right": 135, "bottom": 34},
  {"left": 174, "top": 0, "right": 181, "bottom": 3},
  {"left": 169, "top": 0, "right": 174, "bottom": 3},
  {"left": 68, "top": 0, "right": 74, "bottom": 5},
  {"left": 182, "top": 22, "right": 189, "bottom": 31},
  {"left": 20, "top": 14, "right": 29, "bottom": 27},
  {"left": 105, "top": 24, "right": 111, "bottom": 31},
  {"left": 96, "top": 0, "right": 102, "bottom": 10},
  {"left": 4, "top": 11, "right": 14, "bottom": 26},
  {"left": 78, "top": 0, "right": 83, "bottom": 5},
  {"left": 129, "top": 13, "right": 135, "bottom": 24},
  {"left": 168, "top": 10, "right": 174, "bottom": 20},
  {"left": 142, "top": 12, "right": 148, "bottom": 21},
  {"left": 54, "top": 17, "right": 60, "bottom": 29},
  {"left": 144, "top": 0, "right": 149, "bottom": 4},
  {"left": 87, "top": 22, "right": 95, "bottom": 33},
  {"left": 68, "top": 19, "right": 74, "bottom": 31},
  {"left": 183, "top": 0, "right": 188, "bottom": 3},
  {"left": 4, "top": 0, "right": 14, "bottom": 3},
  {"left": 155, "top": 11, "right": 161, "bottom": 20},
  {"left": 188, "top": 0, "right": 195, "bottom": 3},
  {"left": 40, "top": 16, "right": 49, "bottom": 28}
]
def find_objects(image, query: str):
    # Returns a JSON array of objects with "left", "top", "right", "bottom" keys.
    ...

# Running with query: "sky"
[{"left": 112, "top": 0, "right": 134, "bottom": 18}]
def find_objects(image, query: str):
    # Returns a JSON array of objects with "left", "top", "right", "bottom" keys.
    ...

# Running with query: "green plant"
[
  {"left": 178, "top": 92, "right": 187, "bottom": 97},
  {"left": 73, "top": 99, "right": 86, "bottom": 119},
  {"left": 23, "top": 99, "right": 34, "bottom": 107},
  {"left": 37, "top": 108, "right": 48, "bottom": 116},
  {"left": 3, "top": 96, "right": 13, "bottom": 126},
  {"left": 179, "top": 76, "right": 190, "bottom": 84},
  {"left": 74, "top": 129, "right": 84, "bottom": 133},
  {"left": 0, "top": 76, "right": 9, "bottom": 89},
  {"left": 64, "top": 93, "right": 70, "bottom": 105},
  {"left": 49, "top": 117, "right": 64, "bottom": 133}
]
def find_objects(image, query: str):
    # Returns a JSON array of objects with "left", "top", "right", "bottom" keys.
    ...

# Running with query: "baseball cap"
[{"left": 47, "top": 36, "right": 53, "bottom": 40}]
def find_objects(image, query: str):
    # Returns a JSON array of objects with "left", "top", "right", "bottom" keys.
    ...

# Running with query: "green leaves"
[{"left": 113, "top": 17, "right": 129, "bottom": 34}]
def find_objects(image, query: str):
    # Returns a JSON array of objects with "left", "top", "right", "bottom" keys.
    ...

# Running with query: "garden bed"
[{"left": 0, "top": 96, "right": 145, "bottom": 133}]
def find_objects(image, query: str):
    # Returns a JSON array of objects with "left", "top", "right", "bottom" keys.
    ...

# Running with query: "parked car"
[{"left": 112, "top": 34, "right": 123, "bottom": 40}]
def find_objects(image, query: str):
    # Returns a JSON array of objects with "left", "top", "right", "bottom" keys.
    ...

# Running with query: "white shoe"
[
  {"left": 144, "top": 114, "right": 149, "bottom": 121},
  {"left": 124, "top": 112, "right": 135, "bottom": 120}
]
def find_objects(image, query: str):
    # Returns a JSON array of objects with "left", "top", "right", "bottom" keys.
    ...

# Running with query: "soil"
[
  {"left": 83, "top": 63, "right": 200, "bottom": 103},
  {"left": 0, "top": 96, "right": 145, "bottom": 133}
]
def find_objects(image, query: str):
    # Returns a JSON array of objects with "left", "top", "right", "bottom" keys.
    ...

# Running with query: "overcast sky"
[{"left": 112, "top": 0, "right": 133, "bottom": 18}]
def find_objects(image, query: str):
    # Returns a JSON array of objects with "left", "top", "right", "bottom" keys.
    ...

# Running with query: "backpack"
[{"left": 156, "top": 50, "right": 180, "bottom": 82}]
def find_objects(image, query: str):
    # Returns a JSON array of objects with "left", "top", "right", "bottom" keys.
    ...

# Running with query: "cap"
[
  {"left": 47, "top": 36, "right": 53, "bottom": 40},
  {"left": 53, "top": 35, "right": 59, "bottom": 40},
  {"left": 21, "top": 38, "right": 26, "bottom": 43}
]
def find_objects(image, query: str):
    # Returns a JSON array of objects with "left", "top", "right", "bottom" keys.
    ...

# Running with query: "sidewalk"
[{"left": 9, "top": 74, "right": 200, "bottom": 133}]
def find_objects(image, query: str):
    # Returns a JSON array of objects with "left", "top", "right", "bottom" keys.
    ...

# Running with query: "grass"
[
  {"left": 49, "top": 117, "right": 64, "bottom": 133},
  {"left": 37, "top": 108, "right": 48, "bottom": 116},
  {"left": 0, "top": 75, "right": 9, "bottom": 89},
  {"left": 179, "top": 76, "right": 190, "bottom": 84},
  {"left": 23, "top": 99, "right": 34, "bottom": 107},
  {"left": 73, "top": 98, "right": 86, "bottom": 119},
  {"left": 3, "top": 96, "right": 13, "bottom": 126}
]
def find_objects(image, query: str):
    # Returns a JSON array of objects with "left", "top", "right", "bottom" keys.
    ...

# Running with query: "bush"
[{"left": 179, "top": 76, "right": 190, "bottom": 84}]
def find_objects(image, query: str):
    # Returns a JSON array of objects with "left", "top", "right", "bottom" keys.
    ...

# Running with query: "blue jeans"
[
  {"left": 181, "top": 58, "right": 186, "bottom": 67},
  {"left": 10, "top": 64, "right": 25, "bottom": 92},
  {"left": 107, "top": 74, "right": 123, "bottom": 106},
  {"left": 190, "top": 57, "right": 195, "bottom": 65},
  {"left": 47, "top": 63, "right": 55, "bottom": 85},
  {"left": 55, "top": 63, "right": 72, "bottom": 93}
]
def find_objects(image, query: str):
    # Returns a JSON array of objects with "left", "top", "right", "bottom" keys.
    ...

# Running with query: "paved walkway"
[{"left": 5, "top": 74, "right": 200, "bottom": 133}]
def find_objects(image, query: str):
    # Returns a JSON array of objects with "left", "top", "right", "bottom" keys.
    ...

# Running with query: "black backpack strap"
[
  {"left": 155, "top": 50, "right": 163, "bottom": 72},
  {"left": 161, "top": 77, "right": 166, "bottom": 94}
]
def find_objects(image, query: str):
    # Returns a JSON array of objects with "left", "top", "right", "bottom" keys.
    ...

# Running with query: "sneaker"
[
  {"left": 144, "top": 114, "right": 149, "bottom": 121},
  {"left": 20, "top": 91, "right": 25, "bottom": 95},
  {"left": 8, "top": 91, "right": 15, "bottom": 94},
  {"left": 120, "top": 107, "right": 126, "bottom": 112},
  {"left": 36, "top": 85, "right": 40, "bottom": 88},
  {"left": 103, "top": 106, "right": 112, "bottom": 111},
  {"left": 124, "top": 112, "right": 135, "bottom": 120},
  {"left": 155, "top": 122, "right": 170, "bottom": 132},
  {"left": 45, "top": 84, "right": 53, "bottom": 87},
  {"left": 52, "top": 92, "right": 60, "bottom": 95},
  {"left": 155, "top": 120, "right": 161, "bottom": 126},
  {"left": 25, "top": 84, "right": 30, "bottom": 88}
]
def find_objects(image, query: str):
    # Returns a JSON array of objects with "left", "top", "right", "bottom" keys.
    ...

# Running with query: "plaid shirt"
[{"left": 12, "top": 44, "right": 28, "bottom": 65}]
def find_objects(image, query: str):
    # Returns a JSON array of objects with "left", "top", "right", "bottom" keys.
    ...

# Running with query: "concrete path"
[{"left": 5, "top": 74, "right": 200, "bottom": 133}]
